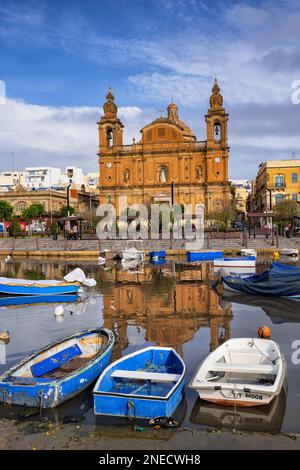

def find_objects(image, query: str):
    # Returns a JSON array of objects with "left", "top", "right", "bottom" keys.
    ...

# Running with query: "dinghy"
[
  {"left": 214, "top": 256, "right": 256, "bottom": 274},
  {"left": 187, "top": 251, "right": 223, "bottom": 262},
  {"left": 93, "top": 346, "right": 185, "bottom": 419},
  {"left": 0, "top": 277, "right": 79, "bottom": 296},
  {"left": 241, "top": 248, "right": 257, "bottom": 257},
  {"left": 189, "top": 338, "right": 286, "bottom": 407},
  {"left": 279, "top": 248, "right": 299, "bottom": 258},
  {"left": 0, "top": 328, "right": 114, "bottom": 408}
]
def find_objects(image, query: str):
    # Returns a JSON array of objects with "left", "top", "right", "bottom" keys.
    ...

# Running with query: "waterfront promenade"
[{"left": 0, "top": 234, "right": 299, "bottom": 257}]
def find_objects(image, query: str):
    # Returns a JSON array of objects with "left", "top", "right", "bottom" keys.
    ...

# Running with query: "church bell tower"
[{"left": 98, "top": 87, "right": 124, "bottom": 154}]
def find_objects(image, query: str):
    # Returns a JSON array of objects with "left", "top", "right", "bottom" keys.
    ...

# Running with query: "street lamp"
[{"left": 67, "top": 183, "right": 72, "bottom": 217}]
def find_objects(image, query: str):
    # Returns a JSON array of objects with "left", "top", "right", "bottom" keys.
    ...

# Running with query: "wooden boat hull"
[
  {"left": 0, "top": 283, "right": 78, "bottom": 296},
  {"left": 93, "top": 346, "right": 186, "bottom": 419},
  {"left": 0, "top": 328, "right": 114, "bottom": 408}
]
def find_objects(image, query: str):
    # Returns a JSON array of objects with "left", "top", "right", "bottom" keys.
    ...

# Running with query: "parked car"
[{"left": 232, "top": 221, "right": 244, "bottom": 231}]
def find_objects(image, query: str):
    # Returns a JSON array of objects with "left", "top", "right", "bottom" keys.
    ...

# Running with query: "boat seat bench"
[
  {"left": 31, "top": 344, "right": 82, "bottom": 377},
  {"left": 209, "top": 363, "right": 275, "bottom": 374},
  {"left": 111, "top": 370, "right": 181, "bottom": 383}
]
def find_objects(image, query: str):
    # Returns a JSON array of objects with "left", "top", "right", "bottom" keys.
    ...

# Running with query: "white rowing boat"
[
  {"left": 241, "top": 249, "right": 257, "bottom": 257},
  {"left": 279, "top": 248, "right": 299, "bottom": 258},
  {"left": 214, "top": 256, "right": 256, "bottom": 274},
  {"left": 189, "top": 338, "right": 286, "bottom": 407}
]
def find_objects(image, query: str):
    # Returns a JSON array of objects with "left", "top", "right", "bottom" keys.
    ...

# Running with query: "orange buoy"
[{"left": 258, "top": 325, "right": 271, "bottom": 339}]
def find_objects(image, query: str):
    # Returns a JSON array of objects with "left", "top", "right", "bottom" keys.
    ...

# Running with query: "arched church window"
[
  {"left": 159, "top": 166, "right": 168, "bottom": 183},
  {"left": 106, "top": 128, "right": 113, "bottom": 148},
  {"left": 214, "top": 122, "right": 221, "bottom": 142}
]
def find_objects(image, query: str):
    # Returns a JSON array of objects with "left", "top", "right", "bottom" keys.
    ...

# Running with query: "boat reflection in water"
[
  {"left": 190, "top": 389, "right": 286, "bottom": 433},
  {"left": 222, "top": 293, "right": 300, "bottom": 324}
]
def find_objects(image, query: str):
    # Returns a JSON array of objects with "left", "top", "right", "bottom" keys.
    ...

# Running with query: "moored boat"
[
  {"left": 241, "top": 248, "right": 257, "bottom": 257},
  {"left": 279, "top": 248, "right": 299, "bottom": 258},
  {"left": 0, "top": 328, "right": 114, "bottom": 408},
  {"left": 189, "top": 338, "right": 286, "bottom": 407},
  {"left": 187, "top": 251, "right": 223, "bottom": 262},
  {"left": 0, "top": 277, "right": 79, "bottom": 296},
  {"left": 214, "top": 256, "right": 256, "bottom": 273},
  {"left": 93, "top": 346, "right": 186, "bottom": 419},
  {"left": 222, "top": 262, "right": 300, "bottom": 299},
  {"left": 115, "top": 240, "right": 145, "bottom": 262}
]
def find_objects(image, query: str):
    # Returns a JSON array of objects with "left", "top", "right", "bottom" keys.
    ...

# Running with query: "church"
[{"left": 98, "top": 80, "right": 230, "bottom": 216}]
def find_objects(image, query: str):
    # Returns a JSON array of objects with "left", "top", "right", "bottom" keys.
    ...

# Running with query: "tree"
[
  {"left": 50, "top": 219, "right": 58, "bottom": 239},
  {"left": 22, "top": 203, "right": 44, "bottom": 221},
  {"left": 274, "top": 200, "right": 300, "bottom": 221},
  {"left": 274, "top": 200, "right": 300, "bottom": 234},
  {"left": 206, "top": 205, "right": 236, "bottom": 232},
  {"left": 9, "top": 219, "right": 21, "bottom": 236},
  {"left": 0, "top": 200, "right": 14, "bottom": 221},
  {"left": 59, "top": 205, "right": 75, "bottom": 217}
]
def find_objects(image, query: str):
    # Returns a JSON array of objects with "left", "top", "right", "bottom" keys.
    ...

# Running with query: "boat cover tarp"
[
  {"left": 223, "top": 262, "right": 300, "bottom": 297},
  {"left": 64, "top": 268, "right": 97, "bottom": 287}
]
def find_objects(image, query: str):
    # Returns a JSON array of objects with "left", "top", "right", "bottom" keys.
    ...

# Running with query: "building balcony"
[{"left": 267, "top": 183, "right": 286, "bottom": 191}]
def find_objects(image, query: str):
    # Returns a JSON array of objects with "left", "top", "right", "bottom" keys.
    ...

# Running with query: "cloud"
[
  {"left": 0, "top": 98, "right": 151, "bottom": 172},
  {"left": 1, "top": 0, "right": 300, "bottom": 180}
]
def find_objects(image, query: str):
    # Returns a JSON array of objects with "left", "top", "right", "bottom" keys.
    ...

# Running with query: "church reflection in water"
[
  {"left": 100, "top": 261, "right": 233, "bottom": 360},
  {"left": 0, "top": 257, "right": 233, "bottom": 360}
]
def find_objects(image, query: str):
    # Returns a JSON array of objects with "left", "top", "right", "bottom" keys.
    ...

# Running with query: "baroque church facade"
[{"left": 98, "top": 80, "right": 230, "bottom": 215}]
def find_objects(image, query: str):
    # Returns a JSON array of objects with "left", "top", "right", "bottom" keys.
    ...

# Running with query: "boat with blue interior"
[
  {"left": 93, "top": 346, "right": 186, "bottom": 419},
  {"left": 0, "top": 328, "right": 114, "bottom": 408}
]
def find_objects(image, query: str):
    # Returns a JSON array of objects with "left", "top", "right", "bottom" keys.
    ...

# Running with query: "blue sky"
[{"left": 0, "top": 0, "right": 300, "bottom": 176}]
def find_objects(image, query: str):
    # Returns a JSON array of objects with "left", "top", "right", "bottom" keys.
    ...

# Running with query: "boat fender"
[
  {"left": 258, "top": 325, "right": 271, "bottom": 339},
  {"left": 273, "top": 251, "right": 280, "bottom": 261},
  {"left": 127, "top": 400, "right": 136, "bottom": 420}
]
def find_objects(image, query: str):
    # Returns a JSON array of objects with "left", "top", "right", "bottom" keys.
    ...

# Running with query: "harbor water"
[{"left": 0, "top": 257, "right": 299, "bottom": 435}]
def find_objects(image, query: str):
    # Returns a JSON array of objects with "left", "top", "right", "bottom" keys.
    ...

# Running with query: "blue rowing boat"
[
  {"left": 187, "top": 251, "right": 223, "bottom": 262},
  {"left": 0, "top": 294, "right": 78, "bottom": 308},
  {"left": 0, "top": 328, "right": 114, "bottom": 408},
  {"left": 223, "top": 262, "right": 300, "bottom": 299},
  {"left": 93, "top": 346, "right": 186, "bottom": 419},
  {"left": 0, "top": 277, "right": 79, "bottom": 296}
]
